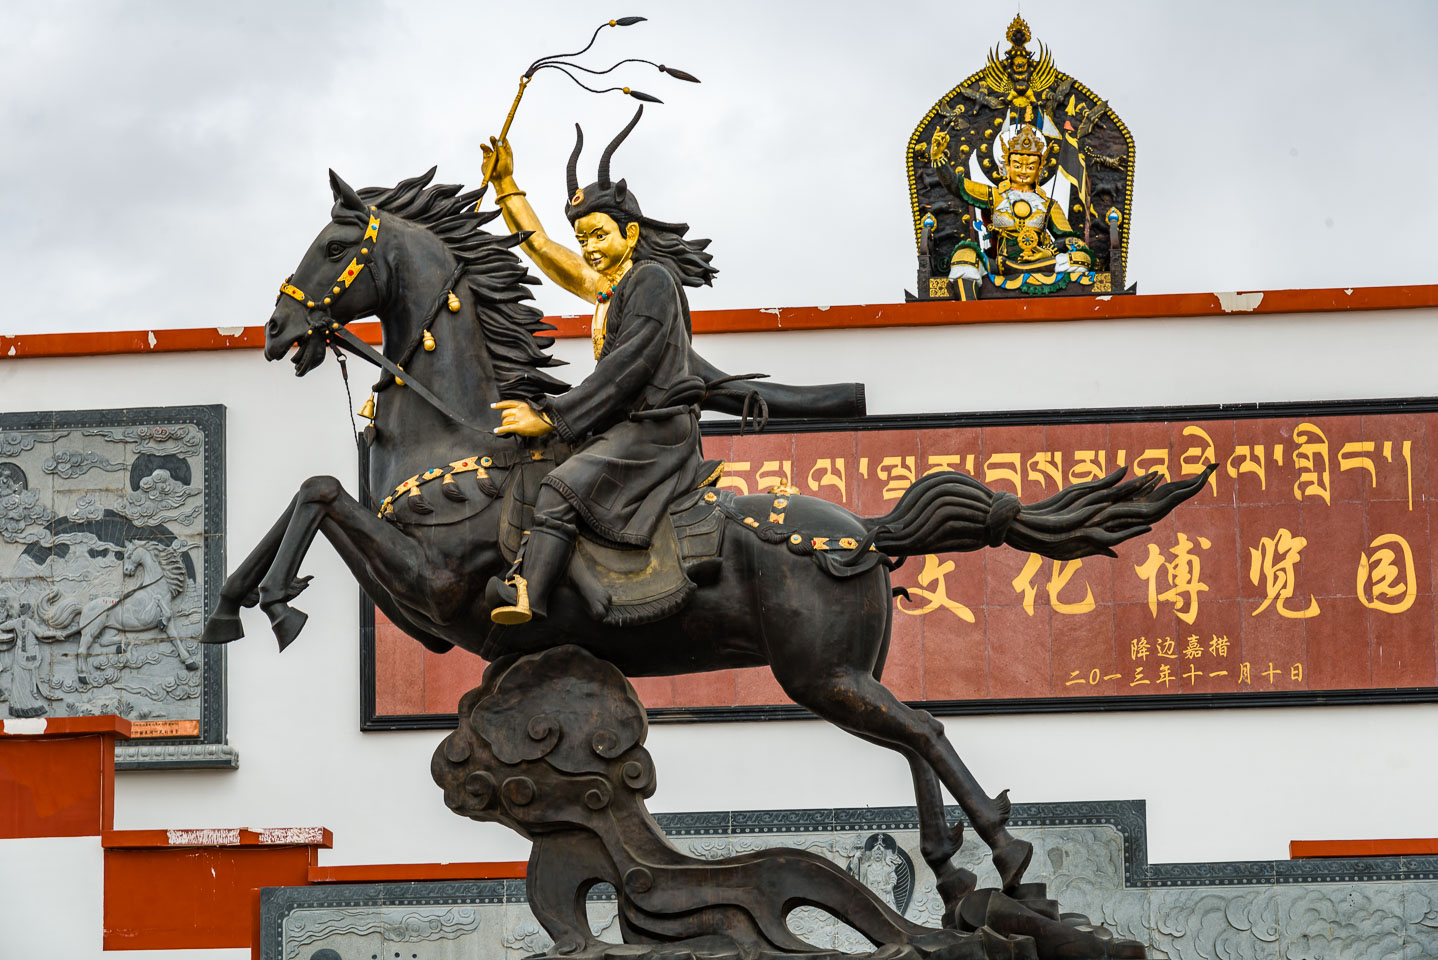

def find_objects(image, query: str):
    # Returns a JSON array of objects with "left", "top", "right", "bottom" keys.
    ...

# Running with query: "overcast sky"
[{"left": 2, "top": 0, "right": 1435, "bottom": 336}]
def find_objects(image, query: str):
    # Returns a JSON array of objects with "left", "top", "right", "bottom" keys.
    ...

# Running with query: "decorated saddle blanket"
[
  {"left": 496, "top": 458, "right": 724, "bottom": 627},
  {"left": 497, "top": 464, "right": 885, "bottom": 628}
]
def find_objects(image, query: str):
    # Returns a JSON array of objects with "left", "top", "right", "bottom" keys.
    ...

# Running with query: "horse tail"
[
  {"left": 855, "top": 464, "right": 1218, "bottom": 563},
  {"left": 39, "top": 589, "right": 82, "bottom": 632}
]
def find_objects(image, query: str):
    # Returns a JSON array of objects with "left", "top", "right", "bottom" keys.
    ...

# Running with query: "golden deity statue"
[
  {"left": 932, "top": 121, "right": 1095, "bottom": 295},
  {"left": 906, "top": 14, "right": 1135, "bottom": 300}
]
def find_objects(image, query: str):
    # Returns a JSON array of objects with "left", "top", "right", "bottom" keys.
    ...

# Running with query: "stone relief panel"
[
  {"left": 0, "top": 406, "right": 232, "bottom": 768},
  {"left": 260, "top": 802, "right": 1438, "bottom": 960}
]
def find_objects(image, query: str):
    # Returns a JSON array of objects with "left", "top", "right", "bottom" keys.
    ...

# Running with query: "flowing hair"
[{"left": 624, "top": 221, "right": 719, "bottom": 289}]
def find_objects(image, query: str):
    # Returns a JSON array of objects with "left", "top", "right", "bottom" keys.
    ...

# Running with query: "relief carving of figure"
[
  {"left": 850, "top": 833, "right": 915, "bottom": 915},
  {"left": 0, "top": 599, "right": 63, "bottom": 717}
]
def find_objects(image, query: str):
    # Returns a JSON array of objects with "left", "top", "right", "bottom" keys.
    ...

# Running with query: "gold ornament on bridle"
[{"left": 278, "top": 213, "right": 381, "bottom": 313}]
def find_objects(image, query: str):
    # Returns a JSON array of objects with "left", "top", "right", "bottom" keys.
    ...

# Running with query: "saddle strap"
[{"left": 701, "top": 487, "right": 890, "bottom": 580}]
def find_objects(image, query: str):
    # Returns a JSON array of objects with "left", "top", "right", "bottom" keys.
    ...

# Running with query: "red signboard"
[{"left": 363, "top": 399, "right": 1438, "bottom": 728}]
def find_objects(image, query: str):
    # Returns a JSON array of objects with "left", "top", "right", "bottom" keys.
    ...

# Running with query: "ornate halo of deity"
[{"left": 906, "top": 15, "right": 1135, "bottom": 302}]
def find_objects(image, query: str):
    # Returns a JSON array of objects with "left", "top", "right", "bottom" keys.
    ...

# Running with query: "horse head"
[
  {"left": 122, "top": 541, "right": 147, "bottom": 577},
  {"left": 266, "top": 168, "right": 569, "bottom": 404},
  {"left": 264, "top": 170, "right": 395, "bottom": 376}
]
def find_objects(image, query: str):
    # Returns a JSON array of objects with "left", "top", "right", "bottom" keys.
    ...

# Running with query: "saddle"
[{"left": 497, "top": 458, "right": 727, "bottom": 627}]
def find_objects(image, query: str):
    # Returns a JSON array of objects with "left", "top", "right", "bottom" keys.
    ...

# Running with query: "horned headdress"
[{"left": 564, "top": 107, "right": 690, "bottom": 235}]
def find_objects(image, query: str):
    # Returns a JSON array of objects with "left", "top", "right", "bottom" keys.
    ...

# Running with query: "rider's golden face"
[
  {"left": 1007, "top": 152, "right": 1041, "bottom": 188},
  {"left": 574, "top": 213, "right": 635, "bottom": 276}
]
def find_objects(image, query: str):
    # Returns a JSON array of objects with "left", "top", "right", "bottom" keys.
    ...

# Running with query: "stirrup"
[{"left": 490, "top": 574, "right": 532, "bottom": 625}]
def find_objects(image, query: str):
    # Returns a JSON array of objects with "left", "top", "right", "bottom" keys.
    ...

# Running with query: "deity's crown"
[{"left": 1002, "top": 123, "right": 1047, "bottom": 157}]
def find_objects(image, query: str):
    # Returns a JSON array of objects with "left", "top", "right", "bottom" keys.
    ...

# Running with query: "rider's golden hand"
[
  {"left": 491, "top": 399, "right": 554, "bottom": 437},
  {"left": 481, "top": 136, "right": 515, "bottom": 184}
]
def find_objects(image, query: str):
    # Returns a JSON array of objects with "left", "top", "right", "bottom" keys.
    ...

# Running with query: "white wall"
[{"left": 2, "top": 304, "right": 1435, "bottom": 882}]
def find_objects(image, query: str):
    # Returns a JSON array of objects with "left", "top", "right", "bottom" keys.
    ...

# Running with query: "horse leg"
[
  {"left": 161, "top": 611, "right": 197, "bottom": 670},
  {"left": 250, "top": 476, "right": 352, "bottom": 649},
  {"left": 911, "top": 757, "right": 978, "bottom": 917},
  {"left": 783, "top": 665, "right": 1031, "bottom": 893},
  {"left": 201, "top": 494, "right": 306, "bottom": 645},
  {"left": 254, "top": 476, "right": 437, "bottom": 652},
  {"left": 313, "top": 502, "right": 461, "bottom": 656},
  {"left": 764, "top": 571, "right": 1031, "bottom": 894},
  {"left": 870, "top": 598, "right": 977, "bottom": 915},
  {"left": 853, "top": 606, "right": 976, "bottom": 920},
  {"left": 75, "top": 621, "right": 94, "bottom": 685},
  {"left": 817, "top": 728, "right": 975, "bottom": 925}
]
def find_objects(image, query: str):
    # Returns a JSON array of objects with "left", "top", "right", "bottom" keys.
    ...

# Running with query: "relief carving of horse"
[
  {"left": 45, "top": 540, "right": 197, "bottom": 683},
  {"left": 200, "top": 167, "right": 1212, "bottom": 923}
]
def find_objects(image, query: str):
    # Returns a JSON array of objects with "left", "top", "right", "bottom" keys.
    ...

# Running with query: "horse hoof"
[
  {"left": 992, "top": 836, "right": 1033, "bottom": 894},
  {"left": 937, "top": 864, "right": 978, "bottom": 910},
  {"left": 182, "top": 657, "right": 200, "bottom": 671},
  {"left": 201, "top": 614, "right": 245, "bottom": 645},
  {"left": 265, "top": 604, "right": 308, "bottom": 652},
  {"left": 1107, "top": 939, "right": 1147, "bottom": 958}
]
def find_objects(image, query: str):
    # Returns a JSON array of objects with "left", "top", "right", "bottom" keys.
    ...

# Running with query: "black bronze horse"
[{"left": 202, "top": 167, "right": 1212, "bottom": 920}]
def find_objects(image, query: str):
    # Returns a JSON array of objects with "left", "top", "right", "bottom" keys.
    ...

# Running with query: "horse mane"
[
  {"left": 357, "top": 168, "right": 570, "bottom": 398},
  {"left": 137, "top": 542, "right": 188, "bottom": 598}
]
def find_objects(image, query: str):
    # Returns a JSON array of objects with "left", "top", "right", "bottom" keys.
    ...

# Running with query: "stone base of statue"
[{"left": 431, "top": 646, "right": 1147, "bottom": 960}]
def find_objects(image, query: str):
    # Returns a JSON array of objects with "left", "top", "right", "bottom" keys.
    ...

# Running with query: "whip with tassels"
[{"left": 475, "top": 16, "right": 700, "bottom": 210}]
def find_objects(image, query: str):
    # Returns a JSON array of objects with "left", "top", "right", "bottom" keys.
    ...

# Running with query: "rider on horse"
[{"left": 481, "top": 108, "right": 837, "bottom": 625}]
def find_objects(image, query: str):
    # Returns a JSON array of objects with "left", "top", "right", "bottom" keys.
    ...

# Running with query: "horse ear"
[
  {"left": 329, "top": 169, "right": 366, "bottom": 212},
  {"left": 615, "top": 178, "right": 628, "bottom": 202}
]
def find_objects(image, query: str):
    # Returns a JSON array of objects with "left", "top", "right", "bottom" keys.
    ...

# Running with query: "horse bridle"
[
  {"left": 275, "top": 207, "right": 474, "bottom": 426},
  {"left": 278, "top": 208, "right": 383, "bottom": 324}
]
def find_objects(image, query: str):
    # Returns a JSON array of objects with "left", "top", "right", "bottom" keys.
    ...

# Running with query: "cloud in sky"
[{"left": 1, "top": 0, "right": 1435, "bottom": 335}]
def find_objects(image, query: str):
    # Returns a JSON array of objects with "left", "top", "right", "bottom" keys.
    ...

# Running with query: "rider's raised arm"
[{"left": 482, "top": 137, "right": 599, "bottom": 302}]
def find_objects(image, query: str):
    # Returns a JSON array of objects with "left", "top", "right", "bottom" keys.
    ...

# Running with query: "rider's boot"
[{"left": 488, "top": 518, "right": 576, "bottom": 625}]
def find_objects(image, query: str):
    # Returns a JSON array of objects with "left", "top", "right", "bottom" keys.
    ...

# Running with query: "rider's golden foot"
[
  {"left": 490, "top": 603, "right": 532, "bottom": 625},
  {"left": 488, "top": 575, "right": 532, "bottom": 625}
]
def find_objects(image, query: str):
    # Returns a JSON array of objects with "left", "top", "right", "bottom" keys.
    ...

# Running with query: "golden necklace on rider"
[{"left": 590, "top": 258, "right": 633, "bottom": 360}]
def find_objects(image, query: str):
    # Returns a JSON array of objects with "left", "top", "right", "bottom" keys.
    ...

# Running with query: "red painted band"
[
  {"left": 2, "top": 283, "right": 1433, "bottom": 360},
  {"left": 1290, "top": 838, "right": 1438, "bottom": 859}
]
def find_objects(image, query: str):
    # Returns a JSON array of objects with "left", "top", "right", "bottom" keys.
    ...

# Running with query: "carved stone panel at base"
[
  {"left": 261, "top": 801, "right": 1438, "bottom": 959},
  {"left": 0, "top": 406, "right": 233, "bottom": 769}
]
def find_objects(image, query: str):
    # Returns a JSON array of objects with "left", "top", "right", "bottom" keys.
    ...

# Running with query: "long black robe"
[{"left": 534, "top": 262, "right": 705, "bottom": 548}]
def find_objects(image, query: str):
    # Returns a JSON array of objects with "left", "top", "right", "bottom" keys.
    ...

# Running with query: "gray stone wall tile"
[
  {"left": 652, "top": 809, "right": 730, "bottom": 836},
  {"left": 1149, "top": 886, "right": 1278, "bottom": 960},
  {"left": 1274, "top": 881, "right": 1413, "bottom": 959}
]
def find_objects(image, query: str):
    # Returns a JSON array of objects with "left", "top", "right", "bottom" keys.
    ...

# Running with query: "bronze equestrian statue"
[{"left": 202, "top": 109, "right": 1208, "bottom": 958}]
